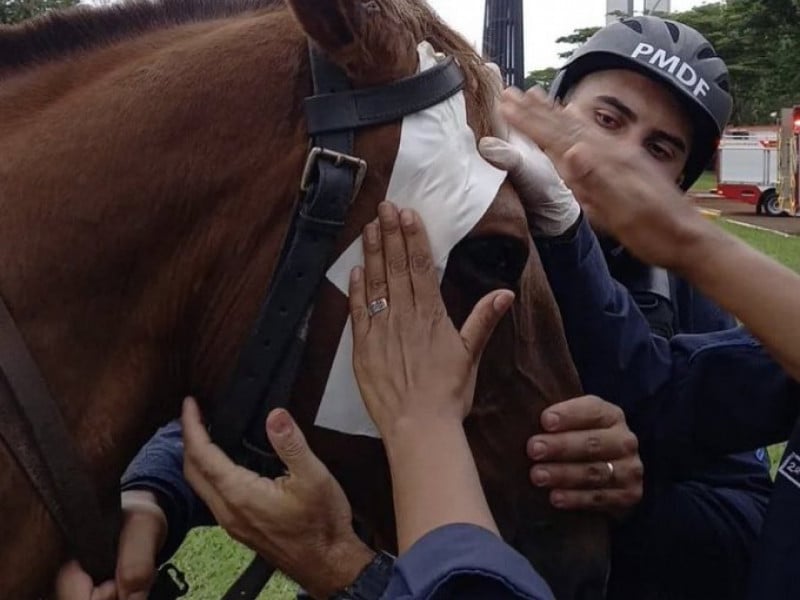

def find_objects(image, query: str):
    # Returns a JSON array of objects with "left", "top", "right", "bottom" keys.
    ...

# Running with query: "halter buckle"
[{"left": 300, "top": 147, "right": 368, "bottom": 201}]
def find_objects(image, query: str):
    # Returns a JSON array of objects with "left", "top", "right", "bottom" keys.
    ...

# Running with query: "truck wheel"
[{"left": 761, "top": 190, "right": 782, "bottom": 217}]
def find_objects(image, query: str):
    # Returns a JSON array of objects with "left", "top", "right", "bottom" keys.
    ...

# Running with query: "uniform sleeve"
[
  {"left": 121, "top": 420, "right": 215, "bottom": 561},
  {"left": 534, "top": 215, "right": 674, "bottom": 411},
  {"left": 534, "top": 216, "right": 799, "bottom": 465},
  {"left": 383, "top": 524, "right": 554, "bottom": 600}
]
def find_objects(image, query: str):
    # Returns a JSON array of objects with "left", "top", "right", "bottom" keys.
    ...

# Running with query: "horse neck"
[{"left": 0, "top": 10, "right": 309, "bottom": 499}]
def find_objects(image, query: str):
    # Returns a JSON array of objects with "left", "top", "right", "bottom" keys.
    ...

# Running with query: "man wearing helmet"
[{"left": 479, "top": 15, "right": 773, "bottom": 600}]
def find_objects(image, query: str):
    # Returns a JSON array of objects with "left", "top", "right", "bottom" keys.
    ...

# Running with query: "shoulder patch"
[{"left": 778, "top": 452, "right": 800, "bottom": 490}]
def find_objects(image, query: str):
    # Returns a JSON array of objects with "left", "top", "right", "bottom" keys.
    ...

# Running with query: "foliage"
[
  {"left": 0, "top": 0, "right": 78, "bottom": 25},
  {"left": 523, "top": 67, "right": 558, "bottom": 91},
  {"left": 555, "top": 26, "right": 601, "bottom": 60},
  {"left": 526, "top": 0, "right": 800, "bottom": 124},
  {"left": 669, "top": 0, "right": 800, "bottom": 125}
]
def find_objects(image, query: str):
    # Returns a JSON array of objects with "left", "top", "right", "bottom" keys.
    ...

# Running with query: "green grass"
[
  {"left": 717, "top": 220, "right": 800, "bottom": 272},
  {"left": 169, "top": 216, "right": 795, "bottom": 599},
  {"left": 170, "top": 528, "right": 298, "bottom": 599},
  {"left": 691, "top": 170, "right": 718, "bottom": 193}
]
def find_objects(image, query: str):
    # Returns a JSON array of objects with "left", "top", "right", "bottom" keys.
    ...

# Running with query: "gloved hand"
[{"left": 480, "top": 131, "right": 581, "bottom": 237}]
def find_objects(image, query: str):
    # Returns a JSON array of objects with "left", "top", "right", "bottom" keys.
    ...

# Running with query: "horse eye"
[{"left": 447, "top": 235, "right": 529, "bottom": 292}]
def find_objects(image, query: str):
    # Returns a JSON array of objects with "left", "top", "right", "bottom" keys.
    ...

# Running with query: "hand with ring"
[
  {"left": 349, "top": 201, "right": 515, "bottom": 438},
  {"left": 349, "top": 201, "right": 515, "bottom": 551},
  {"left": 527, "top": 395, "right": 644, "bottom": 519}
]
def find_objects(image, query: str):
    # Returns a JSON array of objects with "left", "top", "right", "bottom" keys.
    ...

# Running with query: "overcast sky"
[{"left": 427, "top": 0, "right": 715, "bottom": 69}]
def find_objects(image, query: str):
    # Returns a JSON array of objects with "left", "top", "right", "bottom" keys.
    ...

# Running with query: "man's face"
[{"left": 563, "top": 69, "right": 693, "bottom": 184}]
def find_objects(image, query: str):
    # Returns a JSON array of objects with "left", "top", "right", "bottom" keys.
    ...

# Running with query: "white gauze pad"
[{"left": 314, "top": 41, "right": 506, "bottom": 438}]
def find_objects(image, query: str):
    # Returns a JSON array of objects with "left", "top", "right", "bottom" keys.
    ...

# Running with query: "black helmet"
[{"left": 550, "top": 16, "right": 732, "bottom": 190}]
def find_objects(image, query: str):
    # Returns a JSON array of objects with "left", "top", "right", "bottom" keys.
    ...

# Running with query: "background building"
[
  {"left": 606, "top": 0, "right": 634, "bottom": 23},
  {"left": 644, "top": 0, "right": 672, "bottom": 14},
  {"left": 606, "top": 0, "right": 671, "bottom": 23}
]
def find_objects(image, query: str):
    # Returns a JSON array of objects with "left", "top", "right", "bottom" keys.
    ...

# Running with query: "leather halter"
[
  {"left": 0, "top": 297, "right": 119, "bottom": 582},
  {"left": 209, "top": 46, "right": 465, "bottom": 475},
  {"left": 0, "top": 42, "right": 464, "bottom": 592}
]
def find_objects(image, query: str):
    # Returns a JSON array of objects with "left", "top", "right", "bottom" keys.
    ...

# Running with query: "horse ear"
[
  {"left": 287, "top": 0, "right": 419, "bottom": 84},
  {"left": 287, "top": 0, "right": 359, "bottom": 51}
]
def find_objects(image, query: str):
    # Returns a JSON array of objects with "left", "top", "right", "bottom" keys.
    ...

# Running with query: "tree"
[
  {"left": 522, "top": 26, "right": 600, "bottom": 90},
  {"left": 1, "top": 0, "right": 79, "bottom": 26},
  {"left": 555, "top": 26, "right": 601, "bottom": 60},
  {"left": 670, "top": 0, "right": 800, "bottom": 124},
  {"left": 524, "top": 67, "right": 558, "bottom": 91}
]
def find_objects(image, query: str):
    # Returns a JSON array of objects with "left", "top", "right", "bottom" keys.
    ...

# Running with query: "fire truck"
[{"left": 716, "top": 106, "right": 800, "bottom": 216}]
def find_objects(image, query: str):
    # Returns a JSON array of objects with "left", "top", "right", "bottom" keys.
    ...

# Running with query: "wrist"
[
  {"left": 672, "top": 212, "right": 724, "bottom": 275},
  {"left": 329, "top": 550, "right": 395, "bottom": 600},
  {"left": 305, "top": 535, "right": 376, "bottom": 599},
  {"left": 382, "top": 415, "right": 463, "bottom": 455}
]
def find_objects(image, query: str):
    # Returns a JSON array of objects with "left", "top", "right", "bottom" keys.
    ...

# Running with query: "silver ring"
[
  {"left": 606, "top": 461, "right": 615, "bottom": 484},
  {"left": 367, "top": 297, "right": 389, "bottom": 317}
]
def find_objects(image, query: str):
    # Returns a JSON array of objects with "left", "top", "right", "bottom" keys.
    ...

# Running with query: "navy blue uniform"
[{"left": 536, "top": 216, "right": 784, "bottom": 600}]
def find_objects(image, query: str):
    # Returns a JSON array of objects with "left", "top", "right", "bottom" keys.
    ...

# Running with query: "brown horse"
[{"left": 0, "top": 0, "right": 608, "bottom": 597}]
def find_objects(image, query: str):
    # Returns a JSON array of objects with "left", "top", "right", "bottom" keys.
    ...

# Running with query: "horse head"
[{"left": 0, "top": 0, "right": 608, "bottom": 597}]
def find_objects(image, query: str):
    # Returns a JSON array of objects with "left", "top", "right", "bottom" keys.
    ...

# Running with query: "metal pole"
[{"left": 483, "top": 0, "right": 524, "bottom": 88}]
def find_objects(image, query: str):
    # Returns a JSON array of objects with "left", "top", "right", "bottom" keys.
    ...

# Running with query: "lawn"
[
  {"left": 718, "top": 219, "right": 800, "bottom": 272},
  {"left": 691, "top": 170, "right": 718, "bottom": 193},
  {"left": 171, "top": 528, "right": 298, "bottom": 599},
  {"left": 168, "top": 216, "right": 796, "bottom": 599}
]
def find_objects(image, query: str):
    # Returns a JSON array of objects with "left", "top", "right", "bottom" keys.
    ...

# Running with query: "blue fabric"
[
  {"left": 121, "top": 420, "right": 213, "bottom": 561},
  {"left": 747, "top": 422, "right": 800, "bottom": 600},
  {"left": 384, "top": 524, "right": 554, "bottom": 599},
  {"left": 535, "top": 215, "right": 793, "bottom": 599},
  {"left": 534, "top": 216, "right": 797, "bottom": 457}
]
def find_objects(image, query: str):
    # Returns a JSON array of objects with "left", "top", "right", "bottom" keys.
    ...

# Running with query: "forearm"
[
  {"left": 678, "top": 220, "right": 800, "bottom": 382},
  {"left": 384, "top": 417, "right": 498, "bottom": 554},
  {"left": 536, "top": 216, "right": 673, "bottom": 408}
]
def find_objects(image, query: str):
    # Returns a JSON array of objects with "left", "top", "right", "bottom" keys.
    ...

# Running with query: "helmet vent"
[
  {"left": 717, "top": 76, "right": 731, "bottom": 92},
  {"left": 621, "top": 19, "right": 643, "bottom": 33},
  {"left": 697, "top": 47, "right": 717, "bottom": 60},
  {"left": 666, "top": 22, "right": 680, "bottom": 42}
]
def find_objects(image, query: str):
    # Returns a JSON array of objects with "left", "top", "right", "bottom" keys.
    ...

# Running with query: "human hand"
[
  {"left": 497, "top": 86, "right": 700, "bottom": 269},
  {"left": 348, "top": 202, "right": 515, "bottom": 440},
  {"left": 479, "top": 132, "right": 581, "bottom": 237},
  {"left": 528, "top": 396, "right": 643, "bottom": 519},
  {"left": 54, "top": 490, "right": 167, "bottom": 600},
  {"left": 181, "top": 398, "right": 374, "bottom": 600}
]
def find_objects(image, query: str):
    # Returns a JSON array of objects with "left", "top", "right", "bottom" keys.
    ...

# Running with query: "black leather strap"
[
  {"left": 305, "top": 57, "right": 464, "bottom": 135},
  {"left": 209, "top": 47, "right": 360, "bottom": 460},
  {"left": 0, "top": 295, "right": 118, "bottom": 583},
  {"left": 220, "top": 556, "right": 276, "bottom": 600}
]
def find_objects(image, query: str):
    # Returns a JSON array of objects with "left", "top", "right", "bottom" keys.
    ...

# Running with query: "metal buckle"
[{"left": 300, "top": 147, "right": 368, "bottom": 201}]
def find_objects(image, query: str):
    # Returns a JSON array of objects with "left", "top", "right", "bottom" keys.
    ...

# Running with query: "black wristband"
[{"left": 330, "top": 551, "right": 395, "bottom": 600}]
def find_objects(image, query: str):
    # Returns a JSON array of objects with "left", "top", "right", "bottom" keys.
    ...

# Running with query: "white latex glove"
[{"left": 479, "top": 130, "right": 581, "bottom": 237}]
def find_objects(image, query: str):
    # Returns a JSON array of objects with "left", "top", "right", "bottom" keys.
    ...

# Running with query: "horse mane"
[
  {"left": 402, "top": 2, "right": 496, "bottom": 134},
  {"left": 0, "top": 0, "right": 283, "bottom": 73},
  {"left": 0, "top": 0, "right": 494, "bottom": 131}
]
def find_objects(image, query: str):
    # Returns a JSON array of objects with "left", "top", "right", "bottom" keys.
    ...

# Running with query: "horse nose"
[{"left": 447, "top": 235, "right": 530, "bottom": 293}]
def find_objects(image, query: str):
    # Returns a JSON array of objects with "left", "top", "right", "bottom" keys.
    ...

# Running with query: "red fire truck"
[{"left": 716, "top": 106, "right": 800, "bottom": 216}]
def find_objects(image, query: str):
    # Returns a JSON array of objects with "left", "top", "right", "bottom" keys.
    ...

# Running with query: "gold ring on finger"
[{"left": 606, "top": 461, "right": 615, "bottom": 485}]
